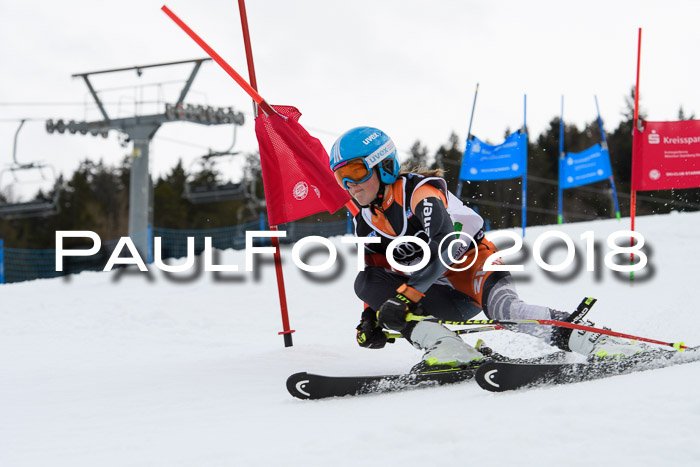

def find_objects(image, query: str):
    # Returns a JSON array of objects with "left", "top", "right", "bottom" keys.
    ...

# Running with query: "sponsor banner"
[
  {"left": 459, "top": 131, "right": 527, "bottom": 181},
  {"left": 632, "top": 119, "right": 700, "bottom": 191},
  {"left": 559, "top": 143, "right": 613, "bottom": 189}
]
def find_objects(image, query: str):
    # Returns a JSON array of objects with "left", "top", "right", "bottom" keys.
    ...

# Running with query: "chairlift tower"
[{"left": 46, "top": 58, "right": 245, "bottom": 260}]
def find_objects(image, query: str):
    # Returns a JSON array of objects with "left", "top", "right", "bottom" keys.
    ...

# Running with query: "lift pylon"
[{"left": 46, "top": 58, "right": 244, "bottom": 259}]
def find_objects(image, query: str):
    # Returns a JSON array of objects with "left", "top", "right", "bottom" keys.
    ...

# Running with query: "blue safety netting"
[{"left": 0, "top": 219, "right": 350, "bottom": 284}]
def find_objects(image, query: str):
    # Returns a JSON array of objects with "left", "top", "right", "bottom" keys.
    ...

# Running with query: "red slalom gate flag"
[
  {"left": 160, "top": 5, "right": 350, "bottom": 225},
  {"left": 632, "top": 119, "right": 700, "bottom": 191},
  {"left": 255, "top": 105, "right": 351, "bottom": 225}
]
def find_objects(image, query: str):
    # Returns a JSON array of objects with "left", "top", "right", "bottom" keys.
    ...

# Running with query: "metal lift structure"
[{"left": 46, "top": 58, "right": 245, "bottom": 259}]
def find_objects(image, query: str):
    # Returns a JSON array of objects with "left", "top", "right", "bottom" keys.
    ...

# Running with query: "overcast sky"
[{"left": 1, "top": 0, "right": 699, "bottom": 200}]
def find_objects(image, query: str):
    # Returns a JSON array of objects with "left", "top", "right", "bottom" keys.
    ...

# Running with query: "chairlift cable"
[{"left": 0, "top": 100, "right": 168, "bottom": 107}]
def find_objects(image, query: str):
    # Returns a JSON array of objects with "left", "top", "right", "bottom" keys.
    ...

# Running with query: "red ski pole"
[{"left": 406, "top": 314, "right": 689, "bottom": 351}]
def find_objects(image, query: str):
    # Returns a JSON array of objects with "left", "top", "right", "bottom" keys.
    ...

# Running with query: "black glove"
[
  {"left": 377, "top": 284, "right": 424, "bottom": 332},
  {"left": 356, "top": 307, "right": 395, "bottom": 349}
]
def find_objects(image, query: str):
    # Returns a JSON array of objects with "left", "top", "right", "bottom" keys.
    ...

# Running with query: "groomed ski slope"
[{"left": 2, "top": 211, "right": 700, "bottom": 467}]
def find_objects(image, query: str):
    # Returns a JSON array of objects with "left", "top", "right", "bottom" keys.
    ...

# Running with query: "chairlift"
[
  {"left": 182, "top": 123, "right": 254, "bottom": 204},
  {"left": 0, "top": 120, "right": 61, "bottom": 219},
  {"left": 183, "top": 152, "right": 253, "bottom": 204}
]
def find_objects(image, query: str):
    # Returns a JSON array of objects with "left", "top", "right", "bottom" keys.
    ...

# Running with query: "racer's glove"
[
  {"left": 377, "top": 284, "right": 425, "bottom": 332},
  {"left": 356, "top": 307, "right": 395, "bottom": 349}
]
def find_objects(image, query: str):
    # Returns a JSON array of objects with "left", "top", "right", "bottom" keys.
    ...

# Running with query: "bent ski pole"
[{"left": 404, "top": 313, "right": 688, "bottom": 351}]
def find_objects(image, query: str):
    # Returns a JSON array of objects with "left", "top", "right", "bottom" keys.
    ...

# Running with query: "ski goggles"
[
  {"left": 332, "top": 139, "right": 396, "bottom": 189},
  {"left": 333, "top": 158, "right": 374, "bottom": 189}
]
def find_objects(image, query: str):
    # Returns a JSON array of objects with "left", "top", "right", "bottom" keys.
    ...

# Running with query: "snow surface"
[{"left": 2, "top": 212, "right": 700, "bottom": 467}]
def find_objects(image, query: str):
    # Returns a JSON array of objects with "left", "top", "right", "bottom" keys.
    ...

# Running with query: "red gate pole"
[
  {"left": 237, "top": 0, "right": 295, "bottom": 347},
  {"left": 630, "top": 28, "right": 642, "bottom": 282},
  {"left": 164, "top": 4, "right": 361, "bottom": 346}
]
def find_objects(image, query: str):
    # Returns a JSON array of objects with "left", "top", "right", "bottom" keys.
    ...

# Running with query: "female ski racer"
[{"left": 330, "top": 126, "right": 645, "bottom": 370}]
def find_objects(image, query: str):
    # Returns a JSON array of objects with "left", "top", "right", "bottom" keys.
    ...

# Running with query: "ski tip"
[
  {"left": 474, "top": 362, "right": 505, "bottom": 392},
  {"left": 286, "top": 372, "right": 313, "bottom": 400}
]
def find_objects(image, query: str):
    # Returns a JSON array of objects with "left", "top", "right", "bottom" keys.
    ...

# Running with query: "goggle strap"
[{"left": 365, "top": 140, "right": 395, "bottom": 168}]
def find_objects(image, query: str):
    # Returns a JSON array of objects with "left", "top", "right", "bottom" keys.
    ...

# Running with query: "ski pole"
[
  {"left": 405, "top": 313, "right": 689, "bottom": 351},
  {"left": 385, "top": 325, "right": 503, "bottom": 340}
]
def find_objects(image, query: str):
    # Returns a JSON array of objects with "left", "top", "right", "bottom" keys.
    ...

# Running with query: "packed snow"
[{"left": 2, "top": 212, "right": 700, "bottom": 467}]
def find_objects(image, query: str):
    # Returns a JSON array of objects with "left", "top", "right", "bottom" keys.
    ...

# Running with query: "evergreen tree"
[
  {"left": 678, "top": 106, "right": 695, "bottom": 120},
  {"left": 2, "top": 88, "right": 699, "bottom": 251},
  {"left": 432, "top": 132, "right": 463, "bottom": 193},
  {"left": 402, "top": 140, "right": 429, "bottom": 169},
  {"left": 154, "top": 159, "right": 193, "bottom": 229},
  {"left": 607, "top": 86, "right": 643, "bottom": 215}
]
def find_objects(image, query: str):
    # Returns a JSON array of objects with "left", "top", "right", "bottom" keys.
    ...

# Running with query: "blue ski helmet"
[{"left": 329, "top": 126, "right": 400, "bottom": 187}]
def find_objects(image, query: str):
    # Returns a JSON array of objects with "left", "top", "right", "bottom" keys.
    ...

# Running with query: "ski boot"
[
  {"left": 551, "top": 298, "right": 648, "bottom": 358},
  {"left": 567, "top": 328, "right": 649, "bottom": 358},
  {"left": 409, "top": 321, "right": 486, "bottom": 373}
]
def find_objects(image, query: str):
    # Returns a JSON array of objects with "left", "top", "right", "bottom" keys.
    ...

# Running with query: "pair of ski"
[
  {"left": 287, "top": 298, "right": 700, "bottom": 399},
  {"left": 286, "top": 352, "right": 561, "bottom": 399},
  {"left": 287, "top": 347, "right": 699, "bottom": 399}
]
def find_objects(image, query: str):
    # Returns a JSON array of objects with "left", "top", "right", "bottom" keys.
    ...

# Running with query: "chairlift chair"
[
  {"left": 182, "top": 123, "right": 254, "bottom": 204},
  {"left": 182, "top": 151, "right": 252, "bottom": 204},
  {"left": 184, "top": 178, "right": 249, "bottom": 204},
  {"left": 0, "top": 175, "right": 61, "bottom": 220},
  {"left": 0, "top": 120, "right": 61, "bottom": 219}
]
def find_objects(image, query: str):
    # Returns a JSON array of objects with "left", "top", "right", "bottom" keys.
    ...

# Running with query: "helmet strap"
[{"left": 368, "top": 168, "right": 386, "bottom": 214}]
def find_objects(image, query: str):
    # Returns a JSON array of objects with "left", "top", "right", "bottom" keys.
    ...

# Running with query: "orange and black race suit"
[{"left": 353, "top": 173, "right": 508, "bottom": 321}]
